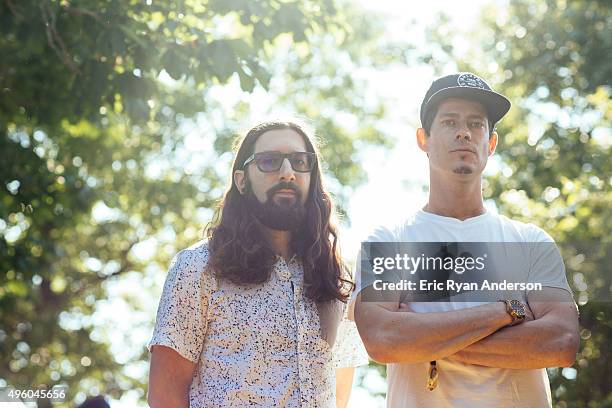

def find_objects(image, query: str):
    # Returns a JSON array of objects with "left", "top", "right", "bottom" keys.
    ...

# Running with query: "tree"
[
  {"left": 0, "top": 1, "right": 393, "bottom": 406},
  {"left": 485, "top": 3, "right": 610, "bottom": 406}
]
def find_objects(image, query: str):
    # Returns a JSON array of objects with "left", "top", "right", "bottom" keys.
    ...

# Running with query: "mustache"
[{"left": 267, "top": 182, "right": 300, "bottom": 198}]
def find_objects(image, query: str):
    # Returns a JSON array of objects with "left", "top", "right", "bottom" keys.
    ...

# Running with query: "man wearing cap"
[{"left": 353, "top": 73, "right": 579, "bottom": 407}]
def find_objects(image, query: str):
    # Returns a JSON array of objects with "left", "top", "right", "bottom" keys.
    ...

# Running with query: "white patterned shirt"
[{"left": 148, "top": 240, "right": 369, "bottom": 407}]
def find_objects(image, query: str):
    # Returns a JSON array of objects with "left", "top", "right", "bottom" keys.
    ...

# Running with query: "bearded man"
[{"left": 148, "top": 120, "right": 368, "bottom": 408}]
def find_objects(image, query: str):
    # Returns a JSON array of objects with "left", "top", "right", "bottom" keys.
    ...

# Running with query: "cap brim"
[{"left": 425, "top": 87, "right": 511, "bottom": 126}]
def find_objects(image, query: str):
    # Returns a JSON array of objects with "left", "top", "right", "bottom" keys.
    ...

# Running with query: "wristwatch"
[{"left": 499, "top": 299, "right": 526, "bottom": 326}]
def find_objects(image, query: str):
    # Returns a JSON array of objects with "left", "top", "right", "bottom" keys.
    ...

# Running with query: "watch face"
[{"left": 509, "top": 300, "right": 526, "bottom": 317}]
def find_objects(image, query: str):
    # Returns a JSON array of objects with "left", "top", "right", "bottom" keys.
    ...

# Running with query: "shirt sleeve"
[
  {"left": 349, "top": 225, "right": 398, "bottom": 311},
  {"left": 147, "top": 248, "right": 210, "bottom": 363},
  {"left": 331, "top": 306, "right": 370, "bottom": 369},
  {"left": 525, "top": 225, "right": 573, "bottom": 295}
]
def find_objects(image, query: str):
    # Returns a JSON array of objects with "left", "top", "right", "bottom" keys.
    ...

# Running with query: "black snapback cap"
[{"left": 420, "top": 72, "right": 511, "bottom": 129}]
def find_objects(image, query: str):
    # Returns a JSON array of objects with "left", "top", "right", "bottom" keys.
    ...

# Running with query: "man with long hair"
[{"left": 147, "top": 120, "right": 368, "bottom": 407}]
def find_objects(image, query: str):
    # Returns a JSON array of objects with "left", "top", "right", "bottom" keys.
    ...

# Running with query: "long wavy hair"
[{"left": 205, "top": 120, "right": 353, "bottom": 302}]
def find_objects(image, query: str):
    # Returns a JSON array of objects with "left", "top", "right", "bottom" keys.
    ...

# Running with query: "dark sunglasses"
[{"left": 243, "top": 151, "right": 316, "bottom": 173}]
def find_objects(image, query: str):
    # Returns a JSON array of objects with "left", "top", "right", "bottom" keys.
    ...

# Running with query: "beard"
[{"left": 244, "top": 181, "right": 306, "bottom": 231}]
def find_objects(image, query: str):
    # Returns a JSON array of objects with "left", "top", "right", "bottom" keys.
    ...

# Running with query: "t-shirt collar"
[{"left": 416, "top": 208, "right": 491, "bottom": 226}]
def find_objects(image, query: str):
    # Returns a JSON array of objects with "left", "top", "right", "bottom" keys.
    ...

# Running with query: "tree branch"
[
  {"left": 61, "top": 4, "right": 107, "bottom": 26},
  {"left": 4, "top": 0, "right": 23, "bottom": 20},
  {"left": 40, "top": 1, "right": 80, "bottom": 75}
]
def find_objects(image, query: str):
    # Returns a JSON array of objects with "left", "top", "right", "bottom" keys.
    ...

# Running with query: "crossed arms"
[{"left": 353, "top": 286, "right": 579, "bottom": 369}]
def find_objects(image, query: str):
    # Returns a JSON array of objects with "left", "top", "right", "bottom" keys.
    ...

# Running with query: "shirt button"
[{"left": 278, "top": 269, "right": 291, "bottom": 280}]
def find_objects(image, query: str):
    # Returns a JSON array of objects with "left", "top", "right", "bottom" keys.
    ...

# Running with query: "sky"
[{"left": 94, "top": 0, "right": 497, "bottom": 407}]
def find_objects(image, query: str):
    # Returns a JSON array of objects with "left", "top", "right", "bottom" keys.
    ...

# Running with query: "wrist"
[
  {"left": 498, "top": 299, "right": 527, "bottom": 327},
  {"left": 497, "top": 301, "right": 513, "bottom": 326}
]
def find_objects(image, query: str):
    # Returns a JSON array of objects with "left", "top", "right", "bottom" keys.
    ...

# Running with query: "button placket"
[
  {"left": 275, "top": 257, "right": 292, "bottom": 281},
  {"left": 288, "top": 267, "right": 315, "bottom": 406},
  {"left": 282, "top": 259, "right": 326, "bottom": 406}
]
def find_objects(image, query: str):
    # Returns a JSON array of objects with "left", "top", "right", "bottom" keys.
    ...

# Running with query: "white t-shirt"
[{"left": 352, "top": 209, "right": 572, "bottom": 408}]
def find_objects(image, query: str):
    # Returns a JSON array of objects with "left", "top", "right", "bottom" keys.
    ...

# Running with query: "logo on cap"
[{"left": 457, "top": 73, "right": 487, "bottom": 89}]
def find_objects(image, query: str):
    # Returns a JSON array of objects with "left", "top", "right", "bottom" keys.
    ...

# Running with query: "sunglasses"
[{"left": 243, "top": 151, "right": 316, "bottom": 173}]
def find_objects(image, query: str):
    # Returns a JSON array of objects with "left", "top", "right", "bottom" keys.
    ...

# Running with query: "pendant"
[{"left": 427, "top": 360, "right": 438, "bottom": 391}]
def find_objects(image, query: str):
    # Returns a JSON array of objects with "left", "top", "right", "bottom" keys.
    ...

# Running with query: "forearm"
[
  {"left": 148, "top": 375, "right": 190, "bottom": 408},
  {"left": 335, "top": 367, "right": 354, "bottom": 408},
  {"left": 448, "top": 318, "right": 578, "bottom": 369},
  {"left": 148, "top": 346, "right": 194, "bottom": 408},
  {"left": 148, "top": 394, "right": 189, "bottom": 408},
  {"left": 356, "top": 300, "right": 512, "bottom": 364}
]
